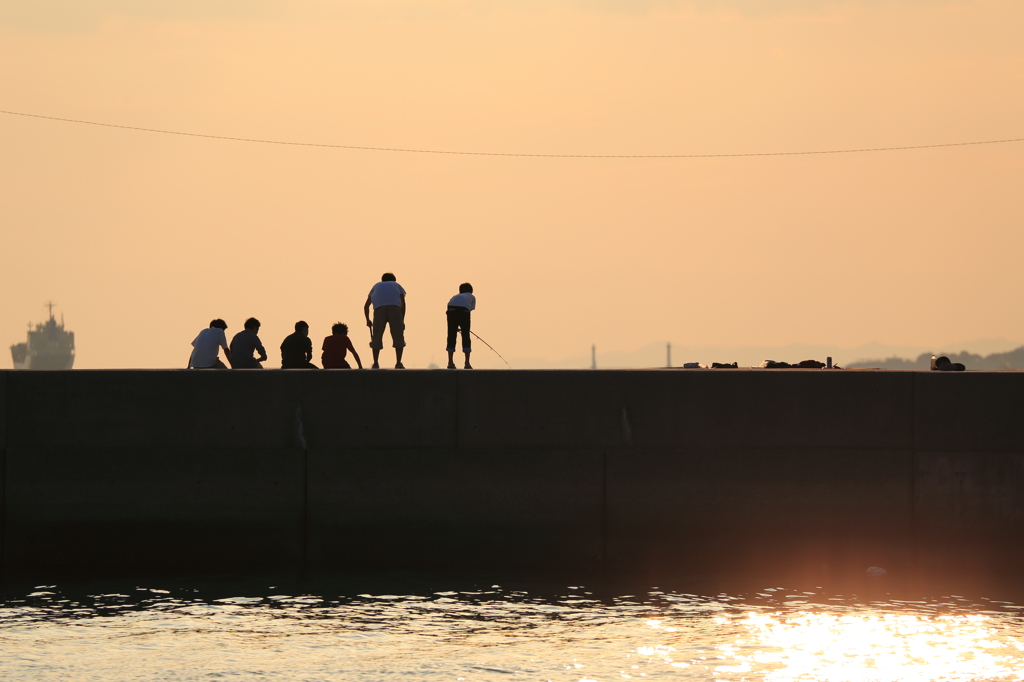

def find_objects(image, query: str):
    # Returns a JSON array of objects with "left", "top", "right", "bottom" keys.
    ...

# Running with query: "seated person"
[
  {"left": 229, "top": 317, "right": 268, "bottom": 369},
  {"left": 281, "top": 321, "right": 318, "bottom": 369},
  {"left": 322, "top": 322, "right": 362, "bottom": 369},
  {"left": 188, "top": 318, "right": 231, "bottom": 369}
]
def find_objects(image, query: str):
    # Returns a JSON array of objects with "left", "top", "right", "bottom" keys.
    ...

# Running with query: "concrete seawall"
[{"left": 1, "top": 369, "right": 1023, "bottom": 583}]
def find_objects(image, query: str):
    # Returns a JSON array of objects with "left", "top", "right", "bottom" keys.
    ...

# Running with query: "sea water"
[{"left": 3, "top": 575, "right": 1024, "bottom": 681}]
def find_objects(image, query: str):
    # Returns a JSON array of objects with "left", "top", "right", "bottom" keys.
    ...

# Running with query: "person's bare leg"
[
  {"left": 370, "top": 312, "right": 382, "bottom": 369},
  {"left": 395, "top": 346, "right": 405, "bottom": 369},
  {"left": 464, "top": 351, "right": 472, "bottom": 369},
  {"left": 447, "top": 350, "right": 456, "bottom": 369}
]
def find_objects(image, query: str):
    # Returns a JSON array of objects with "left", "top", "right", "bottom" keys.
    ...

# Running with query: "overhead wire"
[{"left": 2, "top": 109, "right": 1023, "bottom": 159}]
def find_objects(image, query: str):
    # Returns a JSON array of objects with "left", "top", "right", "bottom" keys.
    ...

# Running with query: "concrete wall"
[{"left": 1, "top": 369, "right": 1022, "bottom": 583}]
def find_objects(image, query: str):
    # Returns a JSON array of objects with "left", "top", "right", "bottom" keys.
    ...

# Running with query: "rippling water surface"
[{"left": 3, "top": 576, "right": 1024, "bottom": 681}]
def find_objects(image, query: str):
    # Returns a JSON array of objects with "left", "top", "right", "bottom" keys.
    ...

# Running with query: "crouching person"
[
  {"left": 281, "top": 321, "right": 318, "bottom": 369},
  {"left": 229, "top": 317, "right": 268, "bottom": 369},
  {"left": 188, "top": 318, "right": 231, "bottom": 369},
  {"left": 322, "top": 323, "right": 362, "bottom": 369}
]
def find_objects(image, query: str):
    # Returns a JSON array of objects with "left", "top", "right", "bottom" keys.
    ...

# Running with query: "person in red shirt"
[{"left": 322, "top": 323, "right": 363, "bottom": 369}]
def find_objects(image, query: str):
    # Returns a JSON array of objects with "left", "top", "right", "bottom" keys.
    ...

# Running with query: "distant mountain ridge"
[{"left": 847, "top": 346, "right": 1024, "bottom": 371}]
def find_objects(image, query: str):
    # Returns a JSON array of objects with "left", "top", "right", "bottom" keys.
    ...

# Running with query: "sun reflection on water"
[{"left": 640, "top": 609, "right": 1024, "bottom": 681}]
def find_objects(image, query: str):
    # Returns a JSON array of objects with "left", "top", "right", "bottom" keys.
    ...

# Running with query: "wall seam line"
[
  {"left": 1, "top": 372, "right": 7, "bottom": 574},
  {"left": 297, "top": 402, "right": 309, "bottom": 575},
  {"left": 910, "top": 373, "right": 919, "bottom": 577},
  {"left": 602, "top": 448, "right": 609, "bottom": 582},
  {"left": 302, "top": 445, "right": 309, "bottom": 574}
]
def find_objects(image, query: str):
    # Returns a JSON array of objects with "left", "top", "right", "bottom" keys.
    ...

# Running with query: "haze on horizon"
[{"left": 2, "top": 0, "right": 1022, "bottom": 369}]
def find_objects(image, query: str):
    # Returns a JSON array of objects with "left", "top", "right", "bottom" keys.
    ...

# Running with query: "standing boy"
[
  {"left": 446, "top": 282, "right": 475, "bottom": 369},
  {"left": 363, "top": 272, "right": 407, "bottom": 369},
  {"left": 322, "top": 323, "right": 363, "bottom": 369},
  {"left": 229, "top": 317, "right": 268, "bottom": 369}
]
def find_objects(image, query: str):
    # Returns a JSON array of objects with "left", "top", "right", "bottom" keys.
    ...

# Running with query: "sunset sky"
[{"left": 2, "top": 0, "right": 1022, "bottom": 369}]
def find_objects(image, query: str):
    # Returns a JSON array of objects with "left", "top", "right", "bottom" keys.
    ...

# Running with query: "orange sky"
[{"left": 2, "top": 0, "right": 1022, "bottom": 369}]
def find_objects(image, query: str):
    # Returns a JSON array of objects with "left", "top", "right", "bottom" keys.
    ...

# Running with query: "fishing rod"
[{"left": 470, "top": 331, "right": 512, "bottom": 369}]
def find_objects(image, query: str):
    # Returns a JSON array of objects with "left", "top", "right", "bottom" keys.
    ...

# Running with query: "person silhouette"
[
  {"left": 281, "top": 321, "right": 318, "bottom": 369},
  {"left": 229, "top": 317, "right": 268, "bottom": 369},
  {"left": 363, "top": 272, "right": 407, "bottom": 369},
  {"left": 322, "top": 322, "right": 363, "bottom": 369},
  {"left": 188, "top": 319, "right": 231, "bottom": 369},
  {"left": 446, "top": 282, "right": 476, "bottom": 369}
]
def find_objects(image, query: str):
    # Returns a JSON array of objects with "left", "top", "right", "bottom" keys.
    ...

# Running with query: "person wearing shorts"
[{"left": 363, "top": 272, "right": 406, "bottom": 369}]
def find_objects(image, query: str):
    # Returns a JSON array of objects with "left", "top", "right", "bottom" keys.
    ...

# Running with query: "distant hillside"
[
  {"left": 848, "top": 346, "right": 1024, "bottom": 370},
  {"left": 497, "top": 339, "right": 1023, "bottom": 370}
]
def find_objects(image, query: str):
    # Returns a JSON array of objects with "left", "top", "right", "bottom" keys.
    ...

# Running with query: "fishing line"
[{"left": 470, "top": 331, "right": 512, "bottom": 369}]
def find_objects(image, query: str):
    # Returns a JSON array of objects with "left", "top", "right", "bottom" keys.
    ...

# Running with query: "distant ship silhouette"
[{"left": 9, "top": 303, "right": 75, "bottom": 370}]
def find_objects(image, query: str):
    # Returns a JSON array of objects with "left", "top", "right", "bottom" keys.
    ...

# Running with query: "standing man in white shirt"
[
  {"left": 446, "top": 282, "right": 476, "bottom": 370},
  {"left": 364, "top": 272, "right": 407, "bottom": 369},
  {"left": 188, "top": 319, "right": 231, "bottom": 369}
]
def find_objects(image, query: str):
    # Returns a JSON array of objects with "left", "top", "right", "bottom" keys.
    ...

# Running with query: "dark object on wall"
[
  {"left": 762, "top": 359, "right": 826, "bottom": 369},
  {"left": 849, "top": 345, "right": 1024, "bottom": 370},
  {"left": 932, "top": 355, "right": 966, "bottom": 371}
]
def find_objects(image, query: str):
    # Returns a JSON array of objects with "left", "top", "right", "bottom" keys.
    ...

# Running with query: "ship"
[{"left": 9, "top": 303, "right": 75, "bottom": 370}]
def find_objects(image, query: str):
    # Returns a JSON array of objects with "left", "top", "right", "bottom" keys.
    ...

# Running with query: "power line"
[{"left": 2, "top": 108, "right": 1023, "bottom": 159}]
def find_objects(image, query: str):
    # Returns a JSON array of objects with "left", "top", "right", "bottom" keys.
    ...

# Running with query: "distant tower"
[
  {"left": 667, "top": 342, "right": 671, "bottom": 368},
  {"left": 591, "top": 344, "right": 597, "bottom": 370}
]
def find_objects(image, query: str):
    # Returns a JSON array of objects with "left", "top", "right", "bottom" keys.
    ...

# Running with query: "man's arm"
[
  {"left": 364, "top": 295, "right": 373, "bottom": 328},
  {"left": 305, "top": 338, "right": 313, "bottom": 362},
  {"left": 219, "top": 331, "right": 231, "bottom": 363},
  {"left": 347, "top": 338, "right": 363, "bottom": 369},
  {"left": 400, "top": 293, "right": 406, "bottom": 314},
  {"left": 186, "top": 353, "right": 193, "bottom": 369},
  {"left": 256, "top": 340, "right": 268, "bottom": 362}
]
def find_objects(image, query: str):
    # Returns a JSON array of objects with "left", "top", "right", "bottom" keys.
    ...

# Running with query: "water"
[{"left": 3, "top": 576, "right": 1024, "bottom": 681}]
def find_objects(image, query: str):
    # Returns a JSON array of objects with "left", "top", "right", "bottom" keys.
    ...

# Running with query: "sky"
[{"left": 2, "top": 0, "right": 1022, "bottom": 369}]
